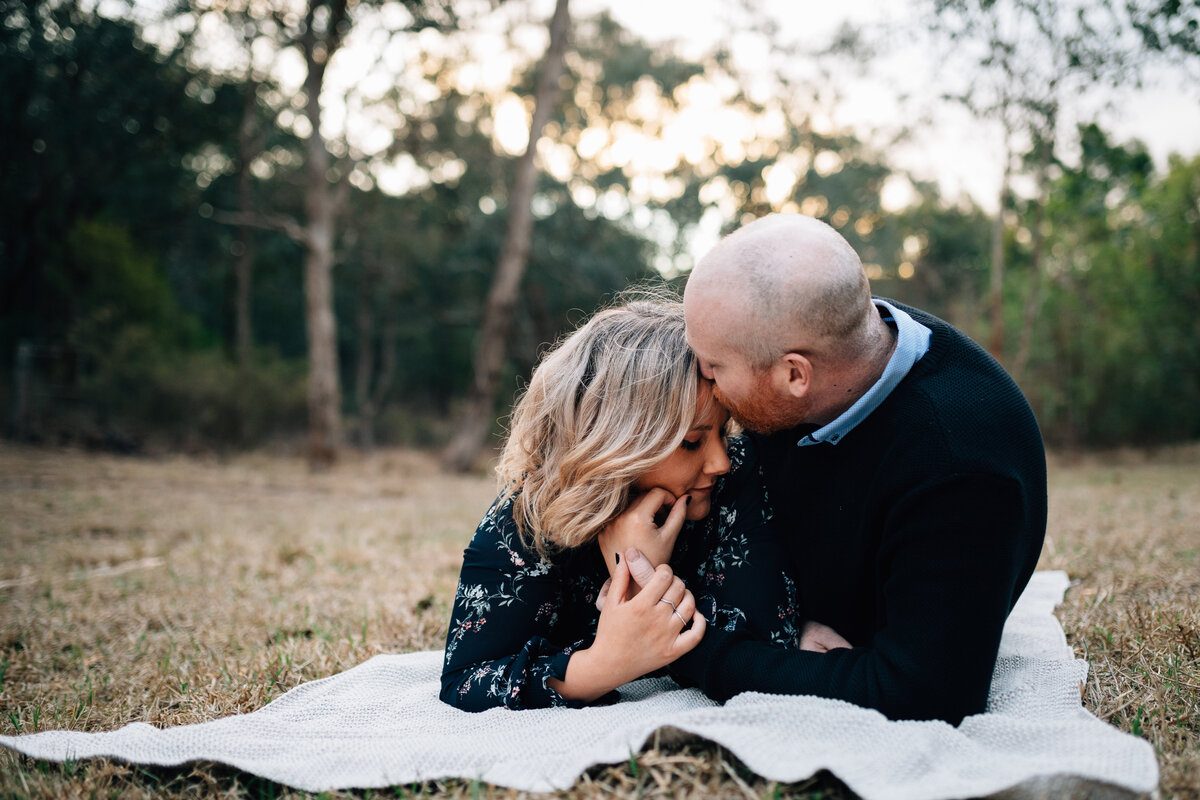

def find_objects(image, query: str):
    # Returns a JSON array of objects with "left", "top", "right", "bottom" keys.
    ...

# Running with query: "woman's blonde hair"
[{"left": 497, "top": 295, "right": 700, "bottom": 556}]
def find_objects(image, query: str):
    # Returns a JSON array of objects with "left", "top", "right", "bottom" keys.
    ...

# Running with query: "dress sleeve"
[
  {"left": 675, "top": 435, "right": 803, "bottom": 647},
  {"left": 440, "top": 495, "right": 591, "bottom": 712}
]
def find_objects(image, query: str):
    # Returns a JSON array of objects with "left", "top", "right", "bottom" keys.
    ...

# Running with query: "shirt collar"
[{"left": 797, "top": 299, "right": 932, "bottom": 447}]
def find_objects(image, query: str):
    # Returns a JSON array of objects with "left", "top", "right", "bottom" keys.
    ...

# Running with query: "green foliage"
[
  {"left": 337, "top": 169, "right": 652, "bottom": 422},
  {"left": 12, "top": 218, "right": 307, "bottom": 449},
  {"left": 76, "top": 335, "right": 308, "bottom": 449},
  {"left": 1002, "top": 129, "right": 1200, "bottom": 445},
  {"left": 1125, "top": 0, "right": 1200, "bottom": 56},
  {"left": 877, "top": 197, "right": 994, "bottom": 327},
  {"left": 147, "top": 351, "right": 309, "bottom": 448},
  {"left": 2, "top": 1, "right": 1197, "bottom": 452},
  {"left": 570, "top": 12, "right": 704, "bottom": 99},
  {"left": 0, "top": 0, "right": 233, "bottom": 355},
  {"left": 60, "top": 219, "right": 195, "bottom": 350}
]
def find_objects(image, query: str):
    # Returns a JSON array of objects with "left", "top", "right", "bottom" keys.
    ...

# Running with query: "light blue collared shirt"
[{"left": 796, "top": 299, "right": 932, "bottom": 447}]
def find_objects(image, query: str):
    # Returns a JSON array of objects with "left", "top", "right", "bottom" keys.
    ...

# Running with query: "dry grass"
[
  {"left": 0, "top": 441, "right": 1197, "bottom": 799},
  {"left": 1039, "top": 446, "right": 1200, "bottom": 799}
]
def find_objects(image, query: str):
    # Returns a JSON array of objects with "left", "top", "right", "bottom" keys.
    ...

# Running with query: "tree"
[
  {"left": 443, "top": 0, "right": 571, "bottom": 472},
  {"left": 217, "top": 8, "right": 286, "bottom": 366},
  {"left": 0, "top": 0, "right": 221, "bottom": 351},
  {"left": 344, "top": 189, "right": 411, "bottom": 450},
  {"left": 1014, "top": 125, "right": 1200, "bottom": 446},
  {"left": 204, "top": 0, "right": 460, "bottom": 467},
  {"left": 925, "top": 0, "right": 1200, "bottom": 364},
  {"left": 295, "top": 0, "right": 350, "bottom": 468}
]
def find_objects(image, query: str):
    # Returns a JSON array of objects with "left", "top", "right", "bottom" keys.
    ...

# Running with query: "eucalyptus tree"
[
  {"left": 442, "top": 0, "right": 570, "bottom": 472},
  {"left": 925, "top": 0, "right": 1200, "bottom": 365},
  {"left": 437, "top": 8, "right": 925, "bottom": 468},
  {"left": 198, "top": 0, "right": 461, "bottom": 466},
  {"left": 0, "top": 0, "right": 225, "bottom": 383},
  {"left": 330, "top": 31, "right": 653, "bottom": 451}
]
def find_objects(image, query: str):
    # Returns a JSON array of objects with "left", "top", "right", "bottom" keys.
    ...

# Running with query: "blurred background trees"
[{"left": 2, "top": 0, "right": 1197, "bottom": 465}]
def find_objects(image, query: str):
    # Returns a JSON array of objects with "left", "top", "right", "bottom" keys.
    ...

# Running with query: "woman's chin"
[{"left": 685, "top": 496, "right": 712, "bottom": 521}]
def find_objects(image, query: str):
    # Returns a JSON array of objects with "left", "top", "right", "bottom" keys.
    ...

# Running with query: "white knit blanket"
[{"left": 1, "top": 571, "right": 1157, "bottom": 799}]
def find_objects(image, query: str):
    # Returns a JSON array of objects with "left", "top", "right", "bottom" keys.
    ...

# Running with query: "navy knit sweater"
[{"left": 669, "top": 301, "right": 1048, "bottom": 724}]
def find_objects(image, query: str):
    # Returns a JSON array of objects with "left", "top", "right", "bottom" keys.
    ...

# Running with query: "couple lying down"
[{"left": 442, "top": 213, "right": 1048, "bottom": 724}]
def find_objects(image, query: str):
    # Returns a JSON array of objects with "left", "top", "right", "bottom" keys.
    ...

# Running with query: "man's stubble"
[{"left": 711, "top": 371, "right": 800, "bottom": 436}]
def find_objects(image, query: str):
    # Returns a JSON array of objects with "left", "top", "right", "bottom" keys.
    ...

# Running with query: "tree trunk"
[
  {"left": 1011, "top": 133, "right": 1053, "bottom": 385},
  {"left": 361, "top": 314, "right": 399, "bottom": 451},
  {"left": 303, "top": 210, "right": 341, "bottom": 467},
  {"left": 300, "top": 0, "right": 347, "bottom": 469},
  {"left": 354, "top": 263, "right": 377, "bottom": 451},
  {"left": 234, "top": 230, "right": 254, "bottom": 365},
  {"left": 234, "top": 77, "right": 258, "bottom": 367},
  {"left": 442, "top": 0, "right": 572, "bottom": 472},
  {"left": 354, "top": 254, "right": 401, "bottom": 452},
  {"left": 987, "top": 192, "right": 1005, "bottom": 359},
  {"left": 987, "top": 148, "right": 1011, "bottom": 362}
]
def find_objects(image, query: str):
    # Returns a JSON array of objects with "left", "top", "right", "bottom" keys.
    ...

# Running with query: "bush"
[
  {"left": 64, "top": 332, "right": 309, "bottom": 451},
  {"left": 149, "top": 350, "right": 309, "bottom": 449}
]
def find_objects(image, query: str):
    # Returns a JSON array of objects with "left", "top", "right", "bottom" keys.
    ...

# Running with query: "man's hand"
[
  {"left": 799, "top": 620, "right": 852, "bottom": 652},
  {"left": 597, "top": 488, "right": 689, "bottom": 580},
  {"left": 595, "top": 547, "right": 657, "bottom": 611}
]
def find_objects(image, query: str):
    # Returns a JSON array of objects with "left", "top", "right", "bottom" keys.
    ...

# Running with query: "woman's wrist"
[{"left": 547, "top": 646, "right": 625, "bottom": 702}]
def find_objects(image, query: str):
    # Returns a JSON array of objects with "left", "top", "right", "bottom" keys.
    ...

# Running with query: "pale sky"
[
  {"left": 578, "top": 0, "right": 1200, "bottom": 211},
  {"left": 169, "top": 0, "right": 1199, "bottom": 263}
]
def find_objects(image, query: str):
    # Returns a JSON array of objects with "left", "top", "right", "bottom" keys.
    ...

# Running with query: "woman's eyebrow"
[{"left": 690, "top": 424, "right": 713, "bottom": 432}]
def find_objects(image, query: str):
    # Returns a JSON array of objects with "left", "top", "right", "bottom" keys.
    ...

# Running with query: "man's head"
[{"left": 683, "top": 213, "right": 880, "bottom": 432}]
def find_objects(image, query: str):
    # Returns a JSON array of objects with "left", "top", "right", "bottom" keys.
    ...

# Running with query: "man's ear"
[{"left": 780, "top": 352, "right": 812, "bottom": 399}]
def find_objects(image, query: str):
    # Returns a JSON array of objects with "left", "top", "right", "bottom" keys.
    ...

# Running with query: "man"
[{"left": 668, "top": 213, "right": 1047, "bottom": 724}]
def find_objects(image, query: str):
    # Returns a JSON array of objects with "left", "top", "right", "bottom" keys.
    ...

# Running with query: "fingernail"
[
  {"left": 626, "top": 546, "right": 640, "bottom": 561},
  {"left": 686, "top": 496, "right": 692, "bottom": 505},
  {"left": 614, "top": 552, "right": 620, "bottom": 564}
]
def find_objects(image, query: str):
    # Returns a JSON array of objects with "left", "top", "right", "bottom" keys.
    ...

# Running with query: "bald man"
[{"left": 671, "top": 213, "right": 1047, "bottom": 724}]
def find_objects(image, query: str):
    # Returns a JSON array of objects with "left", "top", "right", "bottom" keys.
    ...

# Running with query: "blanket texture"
[{"left": 0, "top": 571, "right": 1157, "bottom": 799}]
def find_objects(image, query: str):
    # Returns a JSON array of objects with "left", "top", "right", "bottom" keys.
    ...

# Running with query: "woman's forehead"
[{"left": 691, "top": 380, "right": 727, "bottom": 428}]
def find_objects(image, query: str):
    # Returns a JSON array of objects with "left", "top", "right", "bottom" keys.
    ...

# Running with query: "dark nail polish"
[
  {"left": 686, "top": 495, "right": 692, "bottom": 505},
  {"left": 614, "top": 552, "right": 620, "bottom": 564}
]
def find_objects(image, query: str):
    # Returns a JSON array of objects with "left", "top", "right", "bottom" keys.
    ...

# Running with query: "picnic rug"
[{"left": 1, "top": 571, "right": 1158, "bottom": 799}]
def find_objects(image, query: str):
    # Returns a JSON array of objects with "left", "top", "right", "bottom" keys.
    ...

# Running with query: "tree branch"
[{"left": 211, "top": 209, "right": 309, "bottom": 245}]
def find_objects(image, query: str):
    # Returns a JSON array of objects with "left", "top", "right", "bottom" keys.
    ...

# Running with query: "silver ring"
[{"left": 658, "top": 597, "right": 686, "bottom": 626}]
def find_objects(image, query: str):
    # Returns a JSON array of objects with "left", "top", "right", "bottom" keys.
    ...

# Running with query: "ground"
[{"left": 0, "top": 443, "right": 1197, "bottom": 799}]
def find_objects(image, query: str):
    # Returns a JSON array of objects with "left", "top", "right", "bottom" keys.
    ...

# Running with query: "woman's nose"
[{"left": 705, "top": 436, "right": 731, "bottom": 476}]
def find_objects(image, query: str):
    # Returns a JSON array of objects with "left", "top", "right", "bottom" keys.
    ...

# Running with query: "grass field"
[{"left": 1, "top": 442, "right": 1197, "bottom": 799}]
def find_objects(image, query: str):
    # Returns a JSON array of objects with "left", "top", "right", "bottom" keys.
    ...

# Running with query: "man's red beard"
[{"left": 711, "top": 374, "right": 799, "bottom": 434}]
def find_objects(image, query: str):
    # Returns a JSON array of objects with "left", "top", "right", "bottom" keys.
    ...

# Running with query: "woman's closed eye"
[{"left": 681, "top": 436, "right": 703, "bottom": 451}]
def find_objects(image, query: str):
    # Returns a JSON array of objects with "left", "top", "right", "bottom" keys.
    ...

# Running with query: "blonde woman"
[{"left": 441, "top": 299, "right": 799, "bottom": 711}]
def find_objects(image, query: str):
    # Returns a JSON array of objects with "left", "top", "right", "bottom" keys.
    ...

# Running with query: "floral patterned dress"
[{"left": 440, "top": 436, "right": 801, "bottom": 712}]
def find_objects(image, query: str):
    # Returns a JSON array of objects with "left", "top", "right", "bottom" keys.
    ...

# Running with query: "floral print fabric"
[{"left": 440, "top": 436, "right": 801, "bottom": 711}]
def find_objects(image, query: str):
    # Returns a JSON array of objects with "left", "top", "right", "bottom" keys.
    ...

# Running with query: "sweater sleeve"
[
  {"left": 669, "top": 473, "right": 1029, "bottom": 724},
  {"left": 440, "top": 497, "right": 590, "bottom": 712}
]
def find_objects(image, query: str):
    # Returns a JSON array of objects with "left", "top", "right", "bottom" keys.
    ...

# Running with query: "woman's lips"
[{"left": 689, "top": 485, "right": 715, "bottom": 496}]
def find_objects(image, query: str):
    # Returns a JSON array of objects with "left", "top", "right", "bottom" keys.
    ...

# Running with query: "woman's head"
[{"left": 498, "top": 296, "right": 728, "bottom": 554}]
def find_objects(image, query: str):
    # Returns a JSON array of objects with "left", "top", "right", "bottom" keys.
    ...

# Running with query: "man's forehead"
[
  {"left": 685, "top": 316, "right": 740, "bottom": 367},
  {"left": 682, "top": 295, "right": 718, "bottom": 343},
  {"left": 687, "top": 279, "right": 741, "bottom": 323},
  {"left": 685, "top": 277, "right": 739, "bottom": 317}
]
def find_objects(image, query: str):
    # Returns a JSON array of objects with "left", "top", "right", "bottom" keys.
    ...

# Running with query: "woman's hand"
[
  {"left": 549, "top": 558, "right": 706, "bottom": 702},
  {"left": 799, "top": 620, "right": 852, "bottom": 652},
  {"left": 597, "top": 487, "right": 690, "bottom": 579}
]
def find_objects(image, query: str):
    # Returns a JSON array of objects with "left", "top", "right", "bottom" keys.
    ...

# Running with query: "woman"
[{"left": 440, "top": 299, "right": 799, "bottom": 711}]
